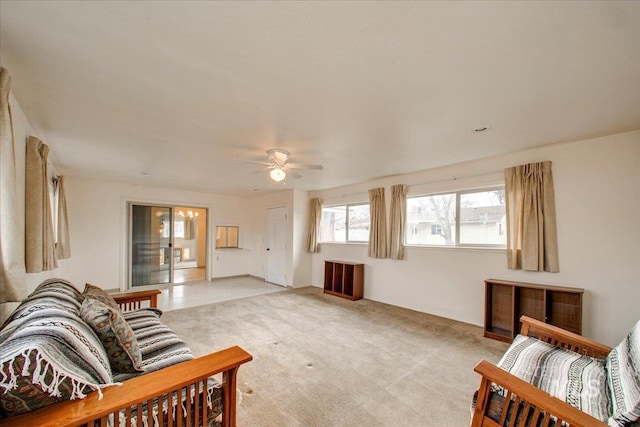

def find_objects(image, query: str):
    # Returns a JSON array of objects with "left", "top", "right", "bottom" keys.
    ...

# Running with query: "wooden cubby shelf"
[
  {"left": 323, "top": 260, "right": 364, "bottom": 301},
  {"left": 484, "top": 279, "right": 584, "bottom": 343}
]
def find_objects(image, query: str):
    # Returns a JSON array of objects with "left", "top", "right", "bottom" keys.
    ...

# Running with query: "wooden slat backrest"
[
  {"left": 2, "top": 346, "right": 252, "bottom": 427},
  {"left": 519, "top": 316, "right": 611, "bottom": 358}
]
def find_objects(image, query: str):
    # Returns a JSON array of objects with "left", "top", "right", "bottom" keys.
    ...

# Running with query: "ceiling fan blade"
[
  {"left": 287, "top": 169, "right": 303, "bottom": 179},
  {"left": 237, "top": 159, "right": 273, "bottom": 166},
  {"left": 250, "top": 166, "right": 272, "bottom": 175},
  {"left": 286, "top": 162, "right": 324, "bottom": 170}
]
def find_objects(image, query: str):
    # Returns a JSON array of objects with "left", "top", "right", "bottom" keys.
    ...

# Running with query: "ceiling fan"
[{"left": 244, "top": 148, "right": 323, "bottom": 182}]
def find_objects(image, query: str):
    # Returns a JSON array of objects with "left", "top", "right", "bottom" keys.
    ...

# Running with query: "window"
[
  {"left": 320, "top": 203, "right": 370, "bottom": 243},
  {"left": 406, "top": 193, "right": 456, "bottom": 245},
  {"left": 216, "top": 225, "right": 239, "bottom": 248},
  {"left": 174, "top": 220, "right": 185, "bottom": 238},
  {"left": 49, "top": 178, "right": 58, "bottom": 244},
  {"left": 406, "top": 187, "right": 505, "bottom": 247},
  {"left": 458, "top": 188, "right": 506, "bottom": 245}
]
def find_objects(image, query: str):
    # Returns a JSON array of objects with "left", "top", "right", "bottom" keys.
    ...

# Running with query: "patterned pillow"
[
  {"left": 81, "top": 298, "right": 145, "bottom": 373},
  {"left": 83, "top": 283, "right": 120, "bottom": 310},
  {"left": 607, "top": 320, "right": 640, "bottom": 427},
  {"left": 498, "top": 334, "right": 611, "bottom": 423}
]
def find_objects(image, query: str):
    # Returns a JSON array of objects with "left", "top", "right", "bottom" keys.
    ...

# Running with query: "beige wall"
[
  {"left": 8, "top": 92, "right": 73, "bottom": 295},
  {"left": 310, "top": 130, "right": 640, "bottom": 346},
  {"left": 63, "top": 177, "right": 253, "bottom": 288},
  {"left": 8, "top": 89, "right": 638, "bottom": 345}
]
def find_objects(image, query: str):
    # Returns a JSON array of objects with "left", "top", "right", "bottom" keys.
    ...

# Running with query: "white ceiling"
[{"left": 1, "top": 1, "right": 639, "bottom": 197}]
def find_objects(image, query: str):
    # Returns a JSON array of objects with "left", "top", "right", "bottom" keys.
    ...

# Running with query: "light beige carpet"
[{"left": 161, "top": 286, "right": 508, "bottom": 427}]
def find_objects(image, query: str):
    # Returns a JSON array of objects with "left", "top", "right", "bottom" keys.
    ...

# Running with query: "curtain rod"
[
  {"left": 408, "top": 169, "right": 503, "bottom": 188},
  {"left": 319, "top": 169, "right": 504, "bottom": 200}
]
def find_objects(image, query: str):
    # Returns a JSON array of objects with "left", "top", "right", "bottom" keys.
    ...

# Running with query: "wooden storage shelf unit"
[
  {"left": 484, "top": 279, "right": 584, "bottom": 342},
  {"left": 324, "top": 260, "right": 364, "bottom": 301}
]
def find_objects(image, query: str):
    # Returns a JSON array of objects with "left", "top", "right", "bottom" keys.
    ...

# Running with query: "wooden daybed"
[
  {"left": 1, "top": 286, "right": 252, "bottom": 427},
  {"left": 471, "top": 316, "right": 639, "bottom": 427}
]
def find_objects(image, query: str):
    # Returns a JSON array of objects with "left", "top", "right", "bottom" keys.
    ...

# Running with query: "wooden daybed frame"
[
  {"left": 471, "top": 316, "right": 612, "bottom": 427},
  {"left": 2, "top": 289, "right": 252, "bottom": 427}
]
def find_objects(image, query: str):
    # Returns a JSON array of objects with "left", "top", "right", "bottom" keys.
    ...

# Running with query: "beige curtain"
[
  {"left": 389, "top": 184, "right": 408, "bottom": 260},
  {"left": 54, "top": 176, "right": 71, "bottom": 259},
  {"left": 25, "top": 136, "right": 57, "bottom": 272},
  {"left": 0, "top": 67, "right": 27, "bottom": 308},
  {"left": 307, "top": 198, "right": 322, "bottom": 253},
  {"left": 368, "top": 187, "right": 388, "bottom": 258},
  {"left": 505, "top": 161, "right": 559, "bottom": 272}
]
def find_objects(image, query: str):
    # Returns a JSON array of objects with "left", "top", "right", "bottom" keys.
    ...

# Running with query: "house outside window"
[
  {"left": 406, "top": 187, "right": 506, "bottom": 247},
  {"left": 320, "top": 203, "right": 370, "bottom": 243}
]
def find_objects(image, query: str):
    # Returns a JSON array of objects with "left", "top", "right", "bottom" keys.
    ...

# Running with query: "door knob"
[{"left": 266, "top": 248, "right": 270, "bottom": 251}]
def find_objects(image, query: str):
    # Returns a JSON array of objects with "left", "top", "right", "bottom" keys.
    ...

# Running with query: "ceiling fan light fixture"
[{"left": 270, "top": 167, "right": 286, "bottom": 182}]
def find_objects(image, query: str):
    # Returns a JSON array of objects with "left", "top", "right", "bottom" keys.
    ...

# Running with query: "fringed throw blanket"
[{"left": 0, "top": 281, "right": 116, "bottom": 417}]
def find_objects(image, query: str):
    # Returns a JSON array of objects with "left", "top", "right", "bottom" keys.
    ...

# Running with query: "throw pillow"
[
  {"left": 607, "top": 320, "right": 640, "bottom": 427},
  {"left": 83, "top": 283, "right": 120, "bottom": 310},
  {"left": 81, "top": 297, "right": 145, "bottom": 373}
]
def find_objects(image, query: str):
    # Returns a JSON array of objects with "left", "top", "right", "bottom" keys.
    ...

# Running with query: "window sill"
[{"left": 317, "top": 242, "right": 504, "bottom": 253}]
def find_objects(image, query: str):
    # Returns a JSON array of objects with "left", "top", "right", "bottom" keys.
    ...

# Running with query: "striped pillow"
[
  {"left": 112, "top": 308, "right": 194, "bottom": 382},
  {"left": 607, "top": 320, "right": 640, "bottom": 427},
  {"left": 498, "top": 334, "right": 611, "bottom": 423}
]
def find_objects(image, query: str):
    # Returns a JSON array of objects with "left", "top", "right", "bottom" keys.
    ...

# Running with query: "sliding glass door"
[{"left": 130, "top": 204, "right": 173, "bottom": 287}]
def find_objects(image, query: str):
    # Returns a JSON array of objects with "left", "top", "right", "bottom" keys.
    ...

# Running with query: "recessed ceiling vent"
[{"left": 473, "top": 125, "right": 492, "bottom": 133}]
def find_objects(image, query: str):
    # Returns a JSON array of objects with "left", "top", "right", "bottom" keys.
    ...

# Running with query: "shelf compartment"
[
  {"left": 323, "top": 260, "right": 364, "bottom": 301},
  {"left": 547, "top": 291, "right": 583, "bottom": 334},
  {"left": 485, "top": 283, "right": 514, "bottom": 341},
  {"left": 516, "top": 287, "right": 545, "bottom": 332},
  {"left": 484, "top": 279, "right": 584, "bottom": 343}
]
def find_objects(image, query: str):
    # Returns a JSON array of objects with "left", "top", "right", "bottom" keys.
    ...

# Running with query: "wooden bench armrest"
[
  {"left": 471, "top": 360, "right": 608, "bottom": 427},
  {"left": 2, "top": 346, "right": 252, "bottom": 427},
  {"left": 111, "top": 289, "right": 162, "bottom": 310},
  {"left": 519, "top": 316, "right": 612, "bottom": 358}
]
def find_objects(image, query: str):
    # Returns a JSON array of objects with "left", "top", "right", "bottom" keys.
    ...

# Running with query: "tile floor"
[{"left": 157, "top": 276, "right": 286, "bottom": 311}]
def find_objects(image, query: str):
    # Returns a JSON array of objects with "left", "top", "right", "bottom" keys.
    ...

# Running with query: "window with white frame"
[
  {"left": 320, "top": 203, "right": 370, "bottom": 243},
  {"left": 405, "top": 187, "right": 506, "bottom": 247}
]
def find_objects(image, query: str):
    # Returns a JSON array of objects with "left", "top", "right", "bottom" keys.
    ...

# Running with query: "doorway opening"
[
  {"left": 173, "top": 206, "right": 207, "bottom": 283},
  {"left": 129, "top": 203, "right": 208, "bottom": 288}
]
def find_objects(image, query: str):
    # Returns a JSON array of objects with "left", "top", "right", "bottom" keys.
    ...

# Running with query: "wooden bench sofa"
[
  {"left": 471, "top": 316, "right": 639, "bottom": 427},
  {"left": 0, "top": 279, "right": 252, "bottom": 427}
]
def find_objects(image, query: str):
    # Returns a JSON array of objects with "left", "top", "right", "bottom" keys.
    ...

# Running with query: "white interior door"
[{"left": 266, "top": 207, "right": 287, "bottom": 287}]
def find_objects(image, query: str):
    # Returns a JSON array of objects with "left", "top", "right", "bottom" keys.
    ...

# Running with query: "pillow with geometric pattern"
[
  {"left": 83, "top": 283, "right": 120, "bottom": 311},
  {"left": 80, "top": 297, "right": 144, "bottom": 373}
]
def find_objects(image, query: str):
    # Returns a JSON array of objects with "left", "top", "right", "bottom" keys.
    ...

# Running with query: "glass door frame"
[
  {"left": 126, "top": 200, "right": 210, "bottom": 291},
  {"left": 128, "top": 202, "right": 176, "bottom": 289}
]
